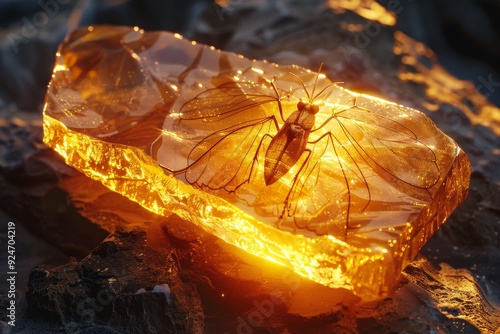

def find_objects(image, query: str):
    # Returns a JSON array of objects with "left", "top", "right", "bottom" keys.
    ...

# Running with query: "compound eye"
[
  {"left": 297, "top": 101, "right": 306, "bottom": 110},
  {"left": 311, "top": 104, "right": 319, "bottom": 114}
]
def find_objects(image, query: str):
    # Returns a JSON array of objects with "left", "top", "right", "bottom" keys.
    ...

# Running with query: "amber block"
[{"left": 43, "top": 26, "right": 471, "bottom": 300}]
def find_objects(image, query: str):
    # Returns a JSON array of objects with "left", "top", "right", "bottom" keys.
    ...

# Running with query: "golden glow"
[
  {"left": 327, "top": 0, "right": 396, "bottom": 26},
  {"left": 42, "top": 26, "right": 471, "bottom": 301},
  {"left": 214, "top": 0, "right": 231, "bottom": 7},
  {"left": 251, "top": 67, "right": 264, "bottom": 75},
  {"left": 53, "top": 64, "right": 69, "bottom": 73},
  {"left": 394, "top": 31, "right": 500, "bottom": 135},
  {"left": 405, "top": 260, "right": 499, "bottom": 333}
]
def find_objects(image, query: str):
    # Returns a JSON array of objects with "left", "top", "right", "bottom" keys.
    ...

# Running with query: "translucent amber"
[{"left": 43, "top": 26, "right": 471, "bottom": 300}]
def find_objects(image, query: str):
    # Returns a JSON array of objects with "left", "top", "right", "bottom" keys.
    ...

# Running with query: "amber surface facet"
[{"left": 43, "top": 26, "right": 471, "bottom": 300}]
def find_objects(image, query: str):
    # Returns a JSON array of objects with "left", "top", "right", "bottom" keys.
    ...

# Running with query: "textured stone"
[{"left": 26, "top": 229, "right": 204, "bottom": 334}]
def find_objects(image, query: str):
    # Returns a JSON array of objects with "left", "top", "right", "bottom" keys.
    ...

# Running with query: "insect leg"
[
  {"left": 238, "top": 114, "right": 281, "bottom": 189},
  {"left": 280, "top": 130, "right": 338, "bottom": 219},
  {"left": 232, "top": 129, "right": 277, "bottom": 193},
  {"left": 281, "top": 148, "right": 312, "bottom": 219},
  {"left": 311, "top": 95, "right": 372, "bottom": 133},
  {"left": 325, "top": 134, "right": 351, "bottom": 239},
  {"left": 319, "top": 127, "right": 372, "bottom": 214},
  {"left": 268, "top": 80, "right": 287, "bottom": 123},
  {"left": 306, "top": 131, "right": 372, "bottom": 236}
]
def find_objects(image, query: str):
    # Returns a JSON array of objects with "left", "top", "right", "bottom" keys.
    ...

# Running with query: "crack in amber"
[{"left": 43, "top": 26, "right": 471, "bottom": 300}]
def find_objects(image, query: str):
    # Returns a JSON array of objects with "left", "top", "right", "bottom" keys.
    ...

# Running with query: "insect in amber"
[
  {"left": 162, "top": 65, "right": 440, "bottom": 236},
  {"left": 42, "top": 26, "right": 471, "bottom": 299}
]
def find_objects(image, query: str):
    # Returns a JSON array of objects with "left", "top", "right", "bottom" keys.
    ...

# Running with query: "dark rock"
[
  {"left": 0, "top": 117, "right": 109, "bottom": 259},
  {"left": 0, "top": 116, "right": 44, "bottom": 171},
  {"left": 0, "top": 209, "right": 67, "bottom": 327},
  {"left": 26, "top": 228, "right": 204, "bottom": 334}
]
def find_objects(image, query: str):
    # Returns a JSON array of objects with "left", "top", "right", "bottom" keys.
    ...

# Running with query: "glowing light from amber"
[
  {"left": 394, "top": 31, "right": 500, "bottom": 135},
  {"left": 42, "top": 26, "right": 470, "bottom": 300},
  {"left": 327, "top": 0, "right": 396, "bottom": 26}
]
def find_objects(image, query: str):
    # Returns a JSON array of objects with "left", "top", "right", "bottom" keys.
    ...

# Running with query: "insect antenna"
[
  {"left": 289, "top": 64, "right": 324, "bottom": 103},
  {"left": 310, "top": 65, "right": 344, "bottom": 102},
  {"left": 289, "top": 64, "right": 340, "bottom": 105},
  {"left": 308, "top": 63, "right": 323, "bottom": 104},
  {"left": 289, "top": 72, "right": 311, "bottom": 102}
]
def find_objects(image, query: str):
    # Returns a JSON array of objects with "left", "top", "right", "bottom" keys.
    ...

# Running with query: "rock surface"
[{"left": 26, "top": 229, "right": 204, "bottom": 334}]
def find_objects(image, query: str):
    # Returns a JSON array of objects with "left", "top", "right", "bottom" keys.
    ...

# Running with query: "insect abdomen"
[{"left": 264, "top": 123, "right": 309, "bottom": 185}]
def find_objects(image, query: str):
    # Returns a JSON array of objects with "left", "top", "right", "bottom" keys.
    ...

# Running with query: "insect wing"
[
  {"left": 177, "top": 79, "right": 284, "bottom": 191},
  {"left": 179, "top": 81, "right": 283, "bottom": 129},
  {"left": 286, "top": 133, "right": 369, "bottom": 236},
  {"left": 270, "top": 93, "right": 442, "bottom": 237},
  {"left": 185, "top": 117, "right": 275, "bottom": 191},
  {"left": 333, "top": 95, "right": 440, "bottom": 190}
]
